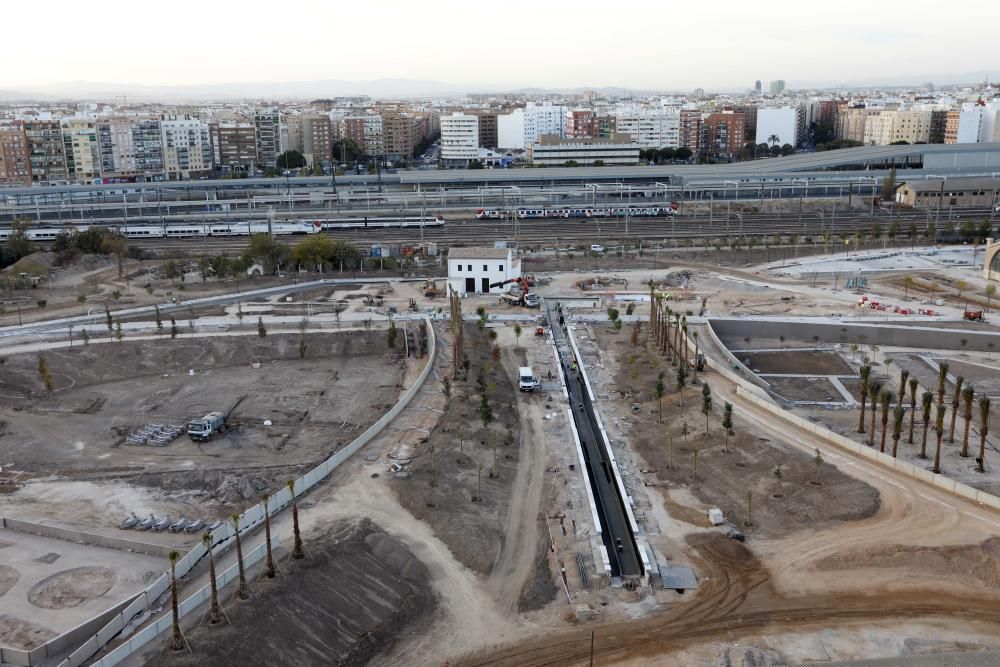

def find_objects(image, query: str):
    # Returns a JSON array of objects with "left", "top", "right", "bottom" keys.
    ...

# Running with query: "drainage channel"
[{"left": 547, "top": 300, "right": 643, "bottom": 579}]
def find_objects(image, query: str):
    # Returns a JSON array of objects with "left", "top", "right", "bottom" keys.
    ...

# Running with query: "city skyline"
[{"left": 2, "top": 0, "right": 999, "bottom": 94}]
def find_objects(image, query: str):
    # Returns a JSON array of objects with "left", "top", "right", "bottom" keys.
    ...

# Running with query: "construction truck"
[
  {"left": 188, "top": 412, "right": 226, "bottom": 441},
  {"left": 964, "top": 310, "right": 985, "bottom": 322},
  {"left": 490, "top": 276, "right": 539, "bottom": 308}
]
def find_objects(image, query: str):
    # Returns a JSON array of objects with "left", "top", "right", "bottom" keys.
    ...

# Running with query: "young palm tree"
[
  {"left": 920, "top": 391, "right": 934, "bottom": 459},
  {"left": 868, "top": 383, "right": 882, "bottom": 446},
  {"left": 202, "top": 533, "right": 221, "bottom": 624},
  {"left": 933, "top": 403, "right": 947, "bottom": 474},
  {"left": 287, "top": 480, "right": 304, "bottom": 560},
  {"left": 897, "top": 369, "right": 909, "bottom": 404},
  {"left": 907, "top": 377, "right": 919, "bottom": 444},
  {"left": 937, "top": 362, "right": 950, "bottom": 407},
  {"left": 231, "top": 514, "right": 250, "bottom": 600},
  {"left": 960, "top": 386, "right": 975, "bottom": 457},
  {"left": 168, "top": 550, "right": 184, "bottom": 650},
  {"left": 654, "top": 373, "right": 665, "bottom": 423},
  {"left": 879, "top": 392, "right": 891, "bottom": 453},
  {"left": 979, "top": 396, "right": 991, "bottom": 473},
  {"left": 891, "top": 405, "right": 906, "bottom": 457},
  {"left": 949, "top": 376, "right": 964, "bottom": 444},
  {"left": 767, "top": 133, "right": 781, "bottom": 148},
  {"left": 262, "top": 493, "right": 276, "bottom": 578},
  {"left": 857, "top": 365, "right": 872, "bottom": 434}
]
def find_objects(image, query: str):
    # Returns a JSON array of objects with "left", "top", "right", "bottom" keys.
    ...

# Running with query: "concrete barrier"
[
  {"left": 734, "top": 384, "right": 1000, "bottom": 513},
  {"left": 0, "top": 517, "right": 176, "bottom": 558},
  {"left": 51, "top": 319, "right": 437, "bottom": 667}
]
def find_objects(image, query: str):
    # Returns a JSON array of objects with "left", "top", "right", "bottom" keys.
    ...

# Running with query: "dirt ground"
[
  {"left": 765, "top": 376, "right": 843, "bottom": 402},
  {"left": 591, "top": 329, "right": 881, "bottom": 538},
  {"left": 737, "top": 349, "right": 854, "bottom": 375},
  {"left": 389, "top": 322, "right": 523, "bottom": 576},
  {"left": 146, "top": 518, "right": 436, "bottom": 667}
]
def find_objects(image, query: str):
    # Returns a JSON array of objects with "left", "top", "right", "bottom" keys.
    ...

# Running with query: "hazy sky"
[{"left": 3, "top": 0, "right": 997, "bottom": 90}]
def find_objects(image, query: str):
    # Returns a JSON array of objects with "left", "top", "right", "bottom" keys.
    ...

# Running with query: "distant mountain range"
[{"left": 1, "top": 71, "right": 998, "bottom": 102}]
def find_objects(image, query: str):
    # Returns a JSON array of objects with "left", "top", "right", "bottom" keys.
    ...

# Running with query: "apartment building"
[
  {"left": 564, "top": 109, "right": 596, "bottom": 139},
  {"left": 613, "top": 112, "right": 679, "bottom": 149},
  {"left": 440, "top": 113, "right": 479, "bottom": 166},
  {"left": 474, "top": 112, "right": 498, "bottom": 149},
  {"left": 929, "top": 110, "right": 949, "bottom": 144},
  {"left": 836, "top": 106, "right": 872, "bottom": 143},
  {"left": 161, "top": 117, "right": 212, "bottom": 180},
  {"left": 62, "top": 119, "right": 100, "bottom": 182},
  {"left": 210, "top": 123, "right": 257, "bottom": 171},
  {"left": 96, "top": 117, "right": 164, "bottom": 180},
  {"left": 704, "top": 111, "right": 745, "bottom": 159},
  {"left": 944, "top": 110, "right": 961, "bottom": 144},
  {"left": 340, "top": 116, "right": 367, "bottom": 152},
  {"left": 595, "top": 114, "right": 616, "bottom": 140},
  {"left": 0, "top": 123, "right": 31, "bottom": 184},
  {"left": 496, "top": 104, "right": 565, "bottom": 149},
  {"left": 528, "top": 133, "right": 639, "bottom": 166},
  {"left": 678, "top": 110, "right": 702, "bottom": 155},
  {"left": 769, "top": 80, "right": 786, "bottom": 96},
  {"left": 296, "top": 114, "right": 333, "bottom": 166},
  {"left": 253, "top": 111, "right": 281, "bottom": 169},
  {"left": 23, "top": 120, "right": 68, "bottom": 182}
]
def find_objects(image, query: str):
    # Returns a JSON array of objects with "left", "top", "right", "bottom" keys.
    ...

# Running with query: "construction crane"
[{"left": 489, "top": 276, "right": 539, "bottom": 308}]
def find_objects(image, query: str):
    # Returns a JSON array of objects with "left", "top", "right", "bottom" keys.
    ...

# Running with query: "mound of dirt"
[
  {"left": 712, "top": 645, "right": 783, "bottom": 667},
  {"left": 0, "top": 564, "right": 19, "bottom": 597},
  {"left": 3, "top": 251, "right": 57, "bottom": 276},
  {"left": 147, "top": 518, "right": 436, "bottom": 667},
  {"left": 815, "top": 537, "right": 1000, "bottom": 589},
  {"left": 27, "top": 566, "right": 115, "bottom": 609},
  {"left": 0, "top": 615, "right": 56, "bottom": 650}
]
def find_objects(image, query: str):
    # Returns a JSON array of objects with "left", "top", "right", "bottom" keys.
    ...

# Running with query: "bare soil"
[
  {"left": 389, "top": 323, "right": 522, "bottom": 575},
  {"left": 766, "top": 376, "right": 842, "bottom": 402},
  {"left": 596, "top": 331, "right": 881, "bottom": 538},
  {"left": 0, "top": 615, "right": 55, "bottom": 651},
  {"left": 147, "top": 518, "right": 436, "bottom": 667},
  {"left": 0, "top": 564, "right": 18, "bottom": 597},
  {"left": 738, "top": 350, "right": 854, "bottom": 375},
  {"left": 27, "top": 566, "right": 115, "bottom": 609}
]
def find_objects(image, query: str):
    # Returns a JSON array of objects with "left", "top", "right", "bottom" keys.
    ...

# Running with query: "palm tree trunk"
[
  {"left": 169, "top": 558, "right": 183, "bottom": 650},
  {"left": 232, "top": 516, "right": 250, "bottom": 600},
  {"left": 880, "top": 410, "right": 889, "bottom": 453},
  {"left": 908, "top": 396, "right": 916, "bottom": 443},
  {"left": 934, "top": 427, "right": 944, "bottom": 473},
  {"left": 207, "top": 544, "right": 221, "bottom": 624},
  {"left": 949, "top": 401, "right": 960, "bottom": 443},
  {"left": 962, "top": 412, "right": 972, "bottom": 457},
  {"left": 921, "top": 419, "right": 930, "bottom": 458},
  {"left": 869, "top": 402, "right": 878, "bottom": 446},
  {"left": 263, "top": 498, "right": 276, "bottom": 578},
  {"left": 291, "top": 495, "right": 304, "bottom": 559},
  {"left": 858, "top": 389, "right": 867, "bottom": 434}
]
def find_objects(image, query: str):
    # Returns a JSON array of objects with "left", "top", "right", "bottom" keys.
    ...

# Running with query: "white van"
[{"left": 518, "top": 367, "right": 540, "bottom": 392}]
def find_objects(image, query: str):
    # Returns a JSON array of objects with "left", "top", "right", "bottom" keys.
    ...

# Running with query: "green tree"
[
  {"left": 701, "top": 382, "right": 713, "bottom": 435},
  {"left": 933, "top": 403, "right": 946, "bottom": 474},
  {"left": 105, "top": 305, "right": 113, "bottom": 338},
  {"left": 880, "top": 166, "right": 897, "bottom": 201},
  {"left": 242, "top": 234, "right": 290, "bottom": 275},
  {"left": 38, "top": 354, "right": 53, "bottom": 393},
  {"left": 154, "top": 305, "right": 163, "bottom": 334},
  {"left": 676, "top": 363, "right": 688, "bottom": 406},
  {"left": 857, "top": 364, "right": 872, "bottom": 434},
  {"left": 291, "top": 235, "right": 335, "bottom": 271},
  {"left": 276, "top": 150, "right": 306, "bottom": 170},
  {"left": 513, "top": 323, "right": 522, "bottom": 349},
  {"left": 987, "top": 284, "right": 997, "bottom": 313},
  {"left": 908, "top": 377, "right": 919, "bottom": 444},
  {"left": 891, "top": 405, "right": 905, "bottom": 457},
  {"left": 81, "top": 328, "right": 90, "bottom": 345},
  {"left": 257, "top": 316, "right": 267, "bottom": 338},
  {"left": 767, "top": 134, "right": 781, "bottom": 148},
  {"left": 170, "top": 317, "right": 178, "bottom": 339},
  {"left": 654, "top": 372, "right": 666, "bottom": 423},
  {"left": 879, "top": 392, "right": 891, "bottom": 453},
  {"left": 387, "top": 319, "right": 398, "bottom": 349},
  {"left": 721, "top": 402, "right": 733, "bottom": 452},
  {"left": 115, "top": 320, "right": 124, "bottom": 342},
  {"left": 5, "top": 219, "right": 35, "bottom": 260}
]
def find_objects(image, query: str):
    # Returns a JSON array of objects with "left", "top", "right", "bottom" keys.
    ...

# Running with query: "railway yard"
[{"left": 6, "top": 214, "right": 1000, "bottom": 666}]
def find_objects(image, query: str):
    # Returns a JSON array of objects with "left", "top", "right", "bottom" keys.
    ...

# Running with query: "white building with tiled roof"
[{"left": 446, "top": 247, "right": 520, "bottom": 296}]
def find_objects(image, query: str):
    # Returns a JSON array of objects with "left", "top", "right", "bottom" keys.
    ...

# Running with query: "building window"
[
  {"left": 455, "top": 264, "right": 461, "bottom": 272},
  {"left": 467, "top": 264, "right": 472, "bottom": 271},
  {"left": 499, "top": 264, "right": 504, "bottom": 271},
  {"left": 483, "top": 264, "right": 488, "bottom": 271}
]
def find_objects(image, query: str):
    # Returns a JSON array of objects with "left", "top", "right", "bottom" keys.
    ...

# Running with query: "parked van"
[{"left": 518, "top": 367, "right": 540, "bottom": 392}]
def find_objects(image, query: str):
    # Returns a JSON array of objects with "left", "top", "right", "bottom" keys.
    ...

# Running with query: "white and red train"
[{"left": 475, "top": 205, "right": 677, "bottom": 219}]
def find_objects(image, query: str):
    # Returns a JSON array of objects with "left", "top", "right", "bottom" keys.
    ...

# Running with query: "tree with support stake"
[
  {"left": 701, "top": 382, "right": 712, "bottom": 436},
  {"left": 949, "top": 376, "right": 964, "bottom": 444},
  {"left": 288, "top": 480, "right": 305, "bottom": 559},
  {"left": 201, "top": 534, "right": 222, "bottom": 624},
  {"left": 961, "top": 386, "right": 975, "bottom": 457},
  {"left": 231, "top": 514, "right": 250, "bottom": 600},
  {"left": 721, "top": 402, "right": 733, "bottom": 453},
  {"left": 919, "top": 392, "right": 933, "bottom": 459},
  {"left": 891, "top": 405, "right": 905, "bottom": 457},
  {"left": 907, "top": 377, "right": 919, "bottom": 444},
  {"left": 654, "top": 373, "right": 665, "bottom": 423},
  {"left": 168, "top": 551, "right": 185, "bottom": 651},
  {"left": 933, "top": 403, "right": 947, "bottom": 474},
  {"left": 262, "top": 493, "right": 276, "bottom": 578},
  {"left": 979, "top": 396, "right": 991, "bottom": 473}
]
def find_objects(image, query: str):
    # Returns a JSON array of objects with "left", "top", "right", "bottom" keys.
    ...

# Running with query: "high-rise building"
[
  {"left": 382, "top": 112, "right": 421, "bottom": 159},
  {"left": 299, "top": 114, "right": 332, "bottom": 166},
  {"left": 440, "top": 113, "right": 479, "bottom": 166},
  {"left": 703, "top": 111, "right": 745, "bottom": 160},
  {"left": 769, "top": 80, "right": 786, "bottom": 96},
  {"left": 210, "top": 123, "right": 257, "bottom": 172},
  {"left": 564, "top": 109, "right": 596, "bottom": 140},
  {"left": 613, "top": 112, "right": 680, "bottom": 148},
  {"left": 253, "top": 111, "right": 281, "bottom": 169},
  {"left": 160, "top": 117, "right": 212, "bottom": 180},
  {"left": 96, "top": 117, "right": 164, "bottom": 180},
  {"left": 929, "top": 110, "right": 949, "bottom": 144},
  {"left": 754, "top": 80, "right": 762, "bottom": 95},
  {"left": 0, "top": 122, "right": 31, "bottom": 184},
  {"left": 943, "top": 110, "right": 961, "bottom": 144},
  {"left": 496, "top": 104, "right": 565, "bottom": 149},
  {"left": 473, "top": 112, "right": 499, "bottom": 149},
  {"left": 340, "top": 116, "right": 367, "bottom": 153},
  {"left": 62, "top": 119, "right": 100, "bottom": 182},
  {"left": 678, "top": 110, "right": 702, "bottom": 156},
  {"left": 23, "top": 120, "right": 68, "bottom": 182}
]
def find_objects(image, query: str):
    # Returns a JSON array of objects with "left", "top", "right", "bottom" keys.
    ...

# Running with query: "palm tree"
[
  {"left": 262, "top": 493, "right": 276, "bottom": 578},
  {"left": 231, "top": 514, "right": 250, "bottom": 600},
  {"left": 287, "top": 480, "right": 304, "bottom": 559},
  {"left": 168, "top": 550, "right": 184, "bottom": 650},
  {"left": 879, "top": 392, "right": 891, "bottom": 453},
  {"left": 868, "top": 383, "right": 882, "bottom": 446},
  {"left": 654, "top": 372, "right": 665, "bottom": 423},
  {"left": 897, "top": 369, "right": 909, "bottom": 405},
  {"left": 949, "top": 376, "right": 964, "bottom": 444},
  {"left": 202, "top": 533, "right": 221, "bottom": 624},
  {"left": 961, "top": 386, "right": 975, "bottom": 457},
  {"left": 907, "top": 377, "right": 919, "bottom": 444},
  {"left": 937, "top": 362, "right": 950, "bottom": 406},
  {"left": 979, "top": 396, "right": 991, "bottom": 473},
  {"left": 891, "top": 405, "right": 906, "bottom": 457},
  {"left": 933, "top": 403, "right": 947, "bottom": 474},
  {"left": 858, "top": 365, "right": 872, "bottom": 434},
  {"left": 919, "top": 392, "right": 934, "bottom": 458},
  {"left": 767, "top": 134, "right": 781, "bottom": 148}
]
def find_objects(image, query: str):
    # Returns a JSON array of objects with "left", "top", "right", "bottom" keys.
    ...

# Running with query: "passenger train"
[
  {"left": 475, "top": 205, "right": 677, "bottom": 220},
  {"left": 0, "top": 216, "right": 446, "bottom": 242}
]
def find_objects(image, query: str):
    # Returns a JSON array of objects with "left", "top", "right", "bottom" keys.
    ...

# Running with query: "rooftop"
[
  {"left": 447, "top": 247, "right": 510, "bottom": 259},
  {"left": 902, "top": 176, "right": 1000, "bottom": 192}
]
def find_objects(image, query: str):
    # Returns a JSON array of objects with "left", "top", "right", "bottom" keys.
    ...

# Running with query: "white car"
[{"left": 590, "top": 244, "right": 605, "bottom": 253}]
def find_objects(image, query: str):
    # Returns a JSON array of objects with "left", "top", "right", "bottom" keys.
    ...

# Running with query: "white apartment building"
[
  {"left": 497, "top": 104, "right": 565, "bottom": 149},
  {"left": 957, "top": 102, "right": 1000, "bottom": 143},
  {"left": 363, "top": 115, "right": 383, "bottom": 156},
  {"left": 612, "top": 112, "right": 680, "bottom": 148},
  {"left": 62, "top": 119, "right": 100, "bottom": 182},
  {"left": 440, "top": 113, "right": 479, "bottom": 166},
  {"left": 755, "top": 107, "right": 799, "bottom": 146},
  {"left": 160, "top": 118, "right": 212, "bottom": 180},
  {"left": 862, "top": 109, "right": 932, "bottom": 145}
]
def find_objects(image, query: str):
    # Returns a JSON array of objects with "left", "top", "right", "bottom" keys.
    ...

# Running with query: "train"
[
  {"left": 475, "top": 205, "right": 677, "bottom": 220},
  {"left": 0, "top": 216, "right": 447, "bottom": 242}
]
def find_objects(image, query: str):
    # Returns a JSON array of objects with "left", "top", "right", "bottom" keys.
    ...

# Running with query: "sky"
[{"left": 2, "top": 0, "right": 998, "bottom": 91}]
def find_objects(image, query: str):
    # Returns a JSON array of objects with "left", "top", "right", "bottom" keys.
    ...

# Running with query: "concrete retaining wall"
[
  {"left": 0, "top": 518, "right": 175, "bottom": 558},
  {"left": 711, "top": 317, "right": 1000, "bottom": 353},
  {"left": 735, "top": 385, "right": 1000, "bottom": 512},
  {"left": 33, "top": 319, "right": 437, "bottom": 667}
]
